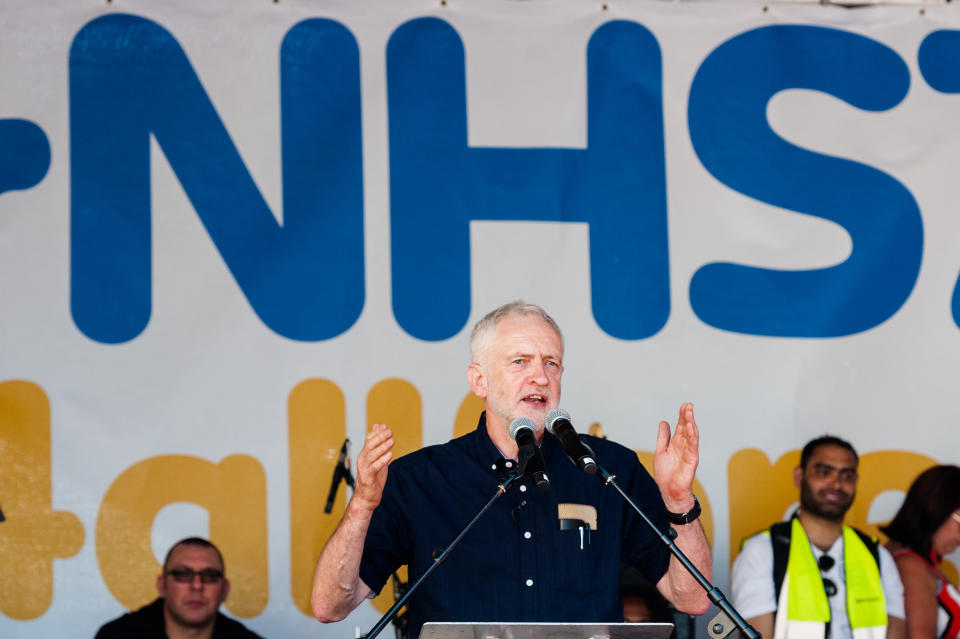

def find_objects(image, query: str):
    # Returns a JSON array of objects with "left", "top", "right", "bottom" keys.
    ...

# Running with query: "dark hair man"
[
  {"left": 731, "top": 436, "right": 906, "bottom": 639},
  {"left": 310, "top": 301, "right": 712, "bottom": 638},
  {"left": 95, "top": 537, "right": 263, "bottom": 639}
]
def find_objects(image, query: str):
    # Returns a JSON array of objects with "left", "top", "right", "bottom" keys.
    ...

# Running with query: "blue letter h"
[{"left": 388, "top": 18, "right": 670, "bottom": 341}]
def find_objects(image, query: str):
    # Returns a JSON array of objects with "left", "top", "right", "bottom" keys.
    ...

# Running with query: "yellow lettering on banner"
[
  {"left": 727, "top": 448, "right": 800, "bottom": 565},
  {"left": 0, "top": 381, "right": 84, "bottom": 619},
  {"left": 96, "top": 454, "right": 267, "bottom": 617},
  {"left": 454, "top": 392, "right": 484, "bottom": 438},
  {"left": 728, "top": 448, "right": 802, "bottom": 564},
  {"left": 368, "top": 380, "right": 423, "bottom": 454},
  {"left": 367, "top": 379, "right": 423, "bottom": 615},
  {"left": 849, "top": 451, "right": 937, "bottom": 539},
  {"left": 635, "top": 452, "right": 714, "bottom": 548},
  {"left": 288, "top": 379, "right": 348, "bottom": 616}
]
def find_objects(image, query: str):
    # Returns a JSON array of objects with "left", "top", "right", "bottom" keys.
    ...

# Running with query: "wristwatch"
[{"left": 665, "top": 495, "right": 701, "bottom": 525}]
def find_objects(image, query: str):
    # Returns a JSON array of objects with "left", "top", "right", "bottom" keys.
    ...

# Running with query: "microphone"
[
  {"left": 509, "top": 417, "right": 550, "bottom": 492},
  {"left": 324, "top": 438, "right": 352, "bottom": 514},
  {"left": 546, "top": 408, "right": 598, "bottom": 475}
]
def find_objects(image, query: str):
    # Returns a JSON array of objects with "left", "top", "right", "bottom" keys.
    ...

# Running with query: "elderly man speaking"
[{"left": 311, "top": 301, "right": 712, "bottom": 638}]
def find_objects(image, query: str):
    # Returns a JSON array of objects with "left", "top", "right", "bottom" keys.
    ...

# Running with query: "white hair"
[{"left": 469, "top": 301, "right": 563, "bottom": 365}]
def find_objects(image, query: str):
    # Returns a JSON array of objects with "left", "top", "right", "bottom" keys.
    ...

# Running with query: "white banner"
[{"left": 2, "top": 0, "right": 960, "bottom": 636}]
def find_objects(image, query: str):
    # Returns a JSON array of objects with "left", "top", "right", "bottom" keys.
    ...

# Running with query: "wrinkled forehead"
[{"left": 493, "top": 315, "right": 564, "bottom": 354}]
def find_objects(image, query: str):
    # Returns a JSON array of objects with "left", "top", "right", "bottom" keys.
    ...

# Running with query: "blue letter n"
[
  {"left": 70, "top": 14, "right": 363, "bottom": 343},
  {"left": 388, "top": 18, "right": 669, "bottom": 341}
]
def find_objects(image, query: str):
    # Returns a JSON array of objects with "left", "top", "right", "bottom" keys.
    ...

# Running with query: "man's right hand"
[
  {"left": 311, "top": 422, "right": 394, "bottom": 623},
  {"left": 352, "top": 423, "right": 394, "bottom": 515}
]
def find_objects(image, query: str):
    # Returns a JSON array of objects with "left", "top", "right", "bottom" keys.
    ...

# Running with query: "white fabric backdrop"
[{"left": 2, "top": 0, "right": 960, "bottom": 636}]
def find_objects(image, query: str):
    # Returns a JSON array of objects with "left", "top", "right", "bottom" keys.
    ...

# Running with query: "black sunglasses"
[
  {"left": 818, "top": 555, "right": 837, "bottom": 597},
  {"left": 165, "top": 568, "right": 224, "bottom": 584}
]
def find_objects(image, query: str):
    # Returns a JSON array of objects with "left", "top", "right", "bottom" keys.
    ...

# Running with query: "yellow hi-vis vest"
[{"left": 771, "top": 518, "right": 887, "bottom": 639}]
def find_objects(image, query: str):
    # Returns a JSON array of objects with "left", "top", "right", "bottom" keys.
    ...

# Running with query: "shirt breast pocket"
[{"left": 556, "top": 503, "right": 602, "bottom": 596}]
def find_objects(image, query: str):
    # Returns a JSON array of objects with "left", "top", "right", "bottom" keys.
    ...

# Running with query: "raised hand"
[
  {"left": 653, "top": 402, "right": 700, "bottom": 512},
  {"left": 311, "top": 423, "right": 393, "bottom": 620},
  {"left": 352, "top": 422, "right": 394, "bottom": 515}
]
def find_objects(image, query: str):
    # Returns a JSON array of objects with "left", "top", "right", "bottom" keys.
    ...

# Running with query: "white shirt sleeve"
[
  {"left": 730, "top": 532, "right": 778, "bottom": 621},
  {"left": 879, "top": 544, "right": 905, "bottom": 620}
]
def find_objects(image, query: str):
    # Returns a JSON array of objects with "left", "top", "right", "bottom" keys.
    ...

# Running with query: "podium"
[{"left": 420, "top": 622, "right": 674, "bottom": 639}]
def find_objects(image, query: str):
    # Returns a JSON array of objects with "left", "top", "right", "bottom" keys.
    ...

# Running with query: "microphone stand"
[
  {"left": 595, "top": 464, "right": 760, "bottom": 639},
  {"left": 390, "top": 571, "right": 409, "bottom": 639},
  {"left": 324, "top": 440, "right": 356, "bottom": 514},
  {"left": 363, "top": 470, "right": 524, "bottom": 639}
]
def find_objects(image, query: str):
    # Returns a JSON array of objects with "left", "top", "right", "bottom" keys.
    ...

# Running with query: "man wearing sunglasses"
[
  {"left": 95, "top": 537, "right": 263, "bottom": 639},
  {"left": 731, "top": 436, "right": 905, "bottom": 639}
]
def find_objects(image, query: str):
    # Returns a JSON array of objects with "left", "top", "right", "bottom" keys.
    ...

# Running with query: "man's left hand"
[{"left": 653, "top": 402, "right": 699, "bottom": 513}]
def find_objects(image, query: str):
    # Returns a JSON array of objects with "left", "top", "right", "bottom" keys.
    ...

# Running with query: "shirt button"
[
  {"left": 525, "top": 579, "right": 534, "bottom": 587},
  {"left": 524, "top": 531, "right": 532, "bottom": 539},
  {"left": 519, "top": 485, "right": 527, "bottom": 493},
  {"left": 491, "top": 463, "right": 497, "bottom": 470}
]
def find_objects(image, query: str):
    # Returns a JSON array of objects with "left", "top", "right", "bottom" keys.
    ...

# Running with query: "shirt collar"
[{"left": 471, "top": 411, "right": 559, "bottom": 475}]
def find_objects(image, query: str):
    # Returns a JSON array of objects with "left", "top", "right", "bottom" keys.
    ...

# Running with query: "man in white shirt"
[{"left": 731, "top": 436, "right": 905, "bottom": 639}]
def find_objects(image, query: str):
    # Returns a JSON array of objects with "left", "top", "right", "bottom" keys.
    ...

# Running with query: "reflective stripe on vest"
[{"left": 771, "top": 519, "right": 886, "bottom": 639}]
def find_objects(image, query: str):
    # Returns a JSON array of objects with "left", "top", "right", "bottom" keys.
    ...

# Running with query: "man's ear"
[
  {"left": 793, "top": 465, "right": 803, "bottom": 489},
  {"left": 219, "top": 578, "right": 230, "bottom": 605},
  {"left": 156, "top": 573, "right": 166, "bottom": 598},
  {"left": 466, "top": 363, "right": 487, "bottom": 398}
]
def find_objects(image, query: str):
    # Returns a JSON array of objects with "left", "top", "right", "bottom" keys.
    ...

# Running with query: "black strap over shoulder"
[
  {"left": 769, "top": 520, "right": 881, "bottom": 603},
  {"left": 769, "top": 520, "right": 792, "bottom": 602},
  {"left": 851, "top": 527, "right": 881, "bottom": 567}
]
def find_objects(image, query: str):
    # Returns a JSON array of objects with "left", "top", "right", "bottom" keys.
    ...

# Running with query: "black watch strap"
[{"left": 665, "top": 495, "right": 701, "bottom": 525}]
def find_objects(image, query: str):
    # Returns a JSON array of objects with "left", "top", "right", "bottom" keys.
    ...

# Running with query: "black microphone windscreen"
[
  {"left": 545, "top": 408, "right": 571, "bottom": 435},
  {"left": 509, "top": 417, "right": 536, "bottom": 441}
]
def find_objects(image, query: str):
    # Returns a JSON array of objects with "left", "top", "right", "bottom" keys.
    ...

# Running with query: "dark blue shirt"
[{"left": 359, "top": 413, "right": 672, "bottom": 639}]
